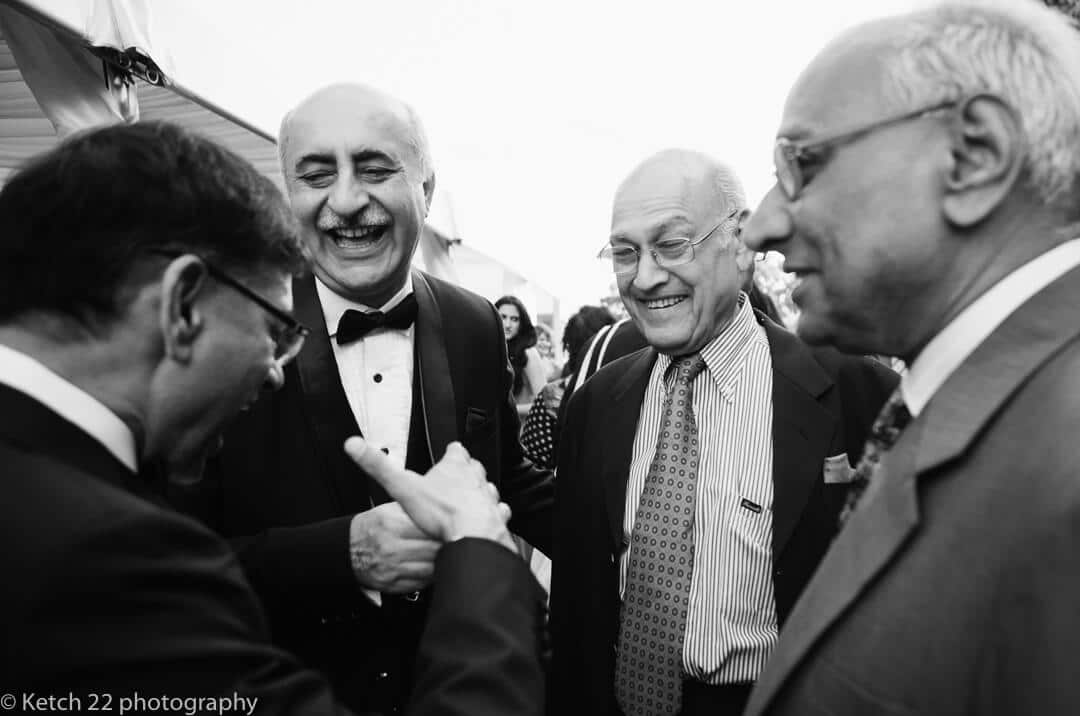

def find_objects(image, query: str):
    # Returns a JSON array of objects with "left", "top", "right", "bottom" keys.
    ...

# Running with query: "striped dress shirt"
[{"left": 619, "top": 295, "right": 777, "bottom": 684}]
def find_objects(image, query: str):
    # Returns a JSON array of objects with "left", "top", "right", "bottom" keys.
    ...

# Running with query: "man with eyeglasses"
[
  {"left": 740, "top": 2, "right": 1080, "bottom": 715},
  {"left": 548, "top": 149, "right": 896, "bottom": 716},
  {"left": 0, "top": 121, "right": 548, "bottom": 714}
]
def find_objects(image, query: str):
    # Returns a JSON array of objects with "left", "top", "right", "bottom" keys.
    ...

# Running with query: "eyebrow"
[
  {"left": 610, "top": 215, "right": 695, "bottom": 244},
  {"left": 293, "top": 149, "right": 398, "bottom": 171}
]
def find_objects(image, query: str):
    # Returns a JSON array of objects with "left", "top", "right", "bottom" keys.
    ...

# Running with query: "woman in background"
[
  {"left": 521, "top": 305, "right": 614, "bottom": 469},
  {"left": 496, "top": 295, "right": 548, "bottom": 409}
]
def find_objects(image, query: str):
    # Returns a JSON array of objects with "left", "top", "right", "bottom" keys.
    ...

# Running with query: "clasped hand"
[{"left": 345, "top": 440, "right": 515, "bottom": 593}]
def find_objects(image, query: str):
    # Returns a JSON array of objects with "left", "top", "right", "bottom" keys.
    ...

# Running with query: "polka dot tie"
[{"left": 615, "top": 354, "right": 706, "bottom": 716}]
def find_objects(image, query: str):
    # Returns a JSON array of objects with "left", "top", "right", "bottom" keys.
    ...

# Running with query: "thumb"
[{"left": 344, "top": 437, "right": 420, "bottom": 506}]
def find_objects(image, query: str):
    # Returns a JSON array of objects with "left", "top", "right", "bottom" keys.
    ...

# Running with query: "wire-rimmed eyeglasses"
[
  {"left": 598, "top": 209, "right": 740, "bottom": 276},
  {"left": 773, "top": 99, "right": 959, "bottom": 201},
  {"left": 149, "top": 249, "right": 309, "bottom": 364}
]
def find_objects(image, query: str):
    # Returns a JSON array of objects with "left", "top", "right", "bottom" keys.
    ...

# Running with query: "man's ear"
[
  {"left": 159, "top": 256, "right": 209, "bottom": 363},
  {"left": 423, "top": 172, "right": 437, "bottom": 214},
  {"left": 942, "top": 94, "right": 1024, "bottom": 228}
]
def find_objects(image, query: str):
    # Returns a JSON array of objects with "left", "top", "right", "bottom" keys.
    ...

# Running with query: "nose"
[
  {"left": 327, "top": 171, "right": 371, "bottom": 217},
  {"left": 264, "top": 360, "right": 286, "bottom": 393},
  {"left": 630, "top": 249, "right": 670, "bottom": 294},
  {"left": 742, "top": 185, "right": 794, "bottom": 256}
]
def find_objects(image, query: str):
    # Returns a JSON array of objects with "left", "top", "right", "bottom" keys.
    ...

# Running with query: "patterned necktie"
[
  {"left": 838, "top": 387, "right": 912, "bottom": 525},
  {"left": 336, "top": 293, "right": 418, "bottom": 345},
  {"left": 615, "top": 353, "right": 707, "bottom": 716}
]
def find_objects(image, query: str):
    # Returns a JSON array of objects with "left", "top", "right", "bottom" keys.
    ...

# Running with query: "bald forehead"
[
  {"left": 284, "top": 85, "right": 414, "bottom": 143},
  {"left": 613, "top": 151, "right": 726, "bottom": 219},
  {"left": 780, "top": 25, "right": 895, "bottom": 140}
]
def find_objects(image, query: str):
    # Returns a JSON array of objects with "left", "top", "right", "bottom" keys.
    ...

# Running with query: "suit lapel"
[
  {"left": 600, "top": 347, "right": 655, "bottom": 552},
  {"left": 291, "top": 276, "right": 369, "bottom": 509},
  {"left": 750, "top": 265, "right": 1080, "bottom": 714},
  {"left": 762, "top": 319, "right": 837, "bottom": 558},
  {"left": 412, "top": 271, "right": 457, "bottom": 461}
]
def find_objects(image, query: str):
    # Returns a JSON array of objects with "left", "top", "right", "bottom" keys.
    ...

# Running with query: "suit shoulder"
[
  {"left": 580, "top": 346, "right": 653, "bottom": 394},
  {"left": 0, "top": 446, "right": 240, "bottom": 590},
  {"left": 809, "top": 344, "right": 899, "bottom": 392},
  {"left": 419, "top": 271, "right": 493, "bottom": 314}
]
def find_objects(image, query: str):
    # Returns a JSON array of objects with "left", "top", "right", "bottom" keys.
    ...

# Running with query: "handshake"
[{"left": 345, "top": 437, "right": 517, "bottom": 559}]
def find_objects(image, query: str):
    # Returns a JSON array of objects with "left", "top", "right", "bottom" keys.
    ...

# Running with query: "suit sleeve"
[
  {"left": 546, "top": 387, "right": 589, "bottom": 715},
  {"left": 170, "top": 457, "right": 365, "bottom": 618},
  {"left": 408, "top": 538, "right": 547, "bottom": 716},
  {"left": 986, "top": 493, "right": 1080, "bottom": 715},
  {"left": 488, "top": 303, "right": 556, "bottom": 556},
  {"left": 27, "top": 505, "right": 353, "bottom": 715}
]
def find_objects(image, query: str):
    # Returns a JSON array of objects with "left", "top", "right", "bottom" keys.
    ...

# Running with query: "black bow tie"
[{"left": 336, "top": 294, "right": 418, "bottom": 345}]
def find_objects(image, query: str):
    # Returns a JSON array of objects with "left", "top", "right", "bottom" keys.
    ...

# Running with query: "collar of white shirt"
[
  {"left": 316, "top": 273, "right": 415, "bottom": 339},
  {"left": 902, "top": 237, "right": 1080, "bottom": 417},
  {"left": 655, "top": 292, "right": 761, "bottom": 401},
  {"left": 0, "top": 342, "right": 138, "bottom": 472}
]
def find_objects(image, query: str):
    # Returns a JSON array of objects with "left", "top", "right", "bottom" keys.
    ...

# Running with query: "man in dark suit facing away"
[
  {"left": 0, "top": 121, "right": 547, "bottom": 715},
  {"left": 170, "top": 83, "right": 554, "bottom": 714},
  {"left": 549, "top": 150, "right": 897, "bottom": 716}
]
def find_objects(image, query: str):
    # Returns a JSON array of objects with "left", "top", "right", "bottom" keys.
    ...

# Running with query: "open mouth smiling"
[
  {"left": 325, "top": 225, "right": 389, "bottom": 249},
  {"left": 642, "top": 295, "right": 687, "bottom": 310}
]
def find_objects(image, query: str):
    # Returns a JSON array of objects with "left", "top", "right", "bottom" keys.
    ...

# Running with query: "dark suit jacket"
[
  {"left": 548, "top": 312, "right": 897, "bottom": 715},
  {"left": 0, "top": 384, "right": 546, "bottom": 716},
  {"left": 745, "top": 265, "right": 1080, "bottom": 716},
  {"left": 169, "top": 270, "right": 553, "bottom": 713}
]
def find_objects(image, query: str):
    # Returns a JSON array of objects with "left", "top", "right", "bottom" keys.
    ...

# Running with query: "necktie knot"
[
  {"left": 667, "top": 353, "right": 707, "bottom": 386},
  {"left": 336, "top": 294, "right": 418, "bottom": 345}
]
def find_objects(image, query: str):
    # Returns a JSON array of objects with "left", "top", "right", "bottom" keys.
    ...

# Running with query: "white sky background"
[{"left": 151, "top": 0, "right": 916, "bottom": 315}]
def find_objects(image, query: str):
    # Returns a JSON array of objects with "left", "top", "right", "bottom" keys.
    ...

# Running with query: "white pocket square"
[{"left": 822, "top": 453, "right": 856, "bottom": 484}]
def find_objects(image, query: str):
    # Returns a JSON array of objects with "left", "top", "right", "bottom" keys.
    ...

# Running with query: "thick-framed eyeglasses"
[
  {"left": 774, "top": 98, "right": 959, "bottom": 201},
  {"left": 598, "top": 208, "right": 740, "bottom": 276},
  {"left": 149, "top": 249, "right": 310, "bottom": 364}
]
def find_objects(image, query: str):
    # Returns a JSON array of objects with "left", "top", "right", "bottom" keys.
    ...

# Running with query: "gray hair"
[
  {"left": 876, "top": 0, "right": 1080, "bottom": 205},
  {"left": 277, "top": 84, "right": 434, "bottom": 184}
]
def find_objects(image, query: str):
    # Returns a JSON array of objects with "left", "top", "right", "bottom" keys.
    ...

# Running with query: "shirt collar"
[
  {"left": 317, "top": 273, "right": 415, "bottom": 339},
  {"left": 902, "top": 237, "right": 1080, "bottom": 416},
  {"left": 656, "top": 292, "right": 762, "bottom": 399},
  {"left": 0, "top": 342, "right": 137, "bottom": 472}
]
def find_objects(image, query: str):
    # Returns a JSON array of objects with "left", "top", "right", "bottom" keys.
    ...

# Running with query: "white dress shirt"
[
  {"left": 0, "top": 342, "right": 137, "bottom": 472},
  {"left": 316, "top": 276, "right": 416, "bottom": 607},
  {"left": 622, "top": 295, "right": 778, "bottom": 685},
  {"left": 316, "top": 275, "right": 415, "bottom": 470},
  {"left": 903, "top": 238, "right": 1080, "bottom": 417}
]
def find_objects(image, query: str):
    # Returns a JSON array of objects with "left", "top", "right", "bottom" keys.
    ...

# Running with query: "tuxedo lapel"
[
  {"left": 412, "top": 271, "right": 457, "bottom": 461},
  {"left": 762, "top": 319, "right": 837, "bottom": 558},
  {"left": 291, "top": 276, "right": 370, "bottom": 510},
  {"left": 599, "top": 348, "right": 655, "bottom": 552},
  {"left": 750, "top": 265, "right": 1080, "bottom": 714}
]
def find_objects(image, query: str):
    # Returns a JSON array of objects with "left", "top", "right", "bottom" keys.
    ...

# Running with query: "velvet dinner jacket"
[
  {"left": 745, "top": 265, "right": 1080, "bottom": 716},
  {"left": 548, "top": 312, "right": 897, "bottom": 715},
  {"left": 170, "top": 269, "right": 553, "bottom": 711}
]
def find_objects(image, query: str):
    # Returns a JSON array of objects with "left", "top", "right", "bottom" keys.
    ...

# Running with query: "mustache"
[{"left": 317, "top": 209, "right": 392, "bottom": 232}]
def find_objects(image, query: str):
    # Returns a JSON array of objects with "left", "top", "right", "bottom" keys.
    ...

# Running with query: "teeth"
[
  {"left": 330, "top": 226, "right": 385, "bottom": 240},
  {"left": 644, "top": 296, "right": 685, "bottom": 309}
]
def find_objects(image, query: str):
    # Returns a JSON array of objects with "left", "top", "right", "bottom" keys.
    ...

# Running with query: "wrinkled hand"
[
  {"left": 348, "top": 501, "right": 440, "bottom": 594},
  {"left": 345, "top": 438, "right": 516, "bottom": 553}
]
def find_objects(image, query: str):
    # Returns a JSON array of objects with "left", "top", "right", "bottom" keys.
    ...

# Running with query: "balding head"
[
  {"left": 606, "top": 149, "right": 750, "bottom": 356},
  {"left": 279, "top": 83, "right": 433, "bottom": 184},
  {"left": 276, "top": 83, "right": 437, "bottom": 306}
]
